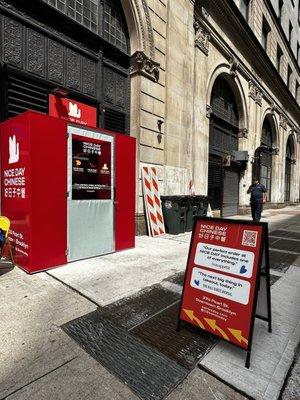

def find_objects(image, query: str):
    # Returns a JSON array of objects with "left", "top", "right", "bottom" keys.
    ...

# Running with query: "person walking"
[{"left": 247, "top": 177, "right": 267, "bottom": 222}]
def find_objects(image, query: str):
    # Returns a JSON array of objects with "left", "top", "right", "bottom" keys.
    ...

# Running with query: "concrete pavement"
[
  {"left": 47, "top": 205, "right": 300, "bottom": 307},
  {"left": 0, "top": 268, "right": 136, "bottom": 400},
  {"left": 47, "top": 233, "right": 191, "bottom": 306},
  {"left": 0, "top": 205, "right": 299, "bottom": 400}
]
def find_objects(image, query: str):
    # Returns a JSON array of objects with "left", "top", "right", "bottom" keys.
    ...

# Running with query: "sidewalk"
[
  {"left": 47, "top": 205, "right": 300, "bottom": 306},
  {"left": 0, "top": 205, "right": 299, "bottom": 400}
]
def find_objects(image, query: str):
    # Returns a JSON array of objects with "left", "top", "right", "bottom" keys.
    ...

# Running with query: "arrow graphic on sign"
[
  {"left": 204, "top": 318, "right": 230, "bottom": 341},
  {"left": 183, "top": 309, "right": 205, "bottom": 329},
  {"left": 228, "top": 328, "right": 248, "bottom": 345}
]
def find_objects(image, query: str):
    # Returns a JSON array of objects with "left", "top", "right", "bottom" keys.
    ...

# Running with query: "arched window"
[
  {"left": 285, "top": 136, "right": 294, "bottom": 202},
  {"left": 210, "top": 76, "right": 239, "bottom": 155},
  {"left": 208, "top": 76, "right": 240, "bottom": 216},
  {"left": 103, "top": 0, "right": 128, "bottom": 53},
  {"left": 261, "top": 118, "right": 273, "bottom": 147},
  {"left": 43, "top": 0, "right": 99, "bottom": 33},
  {"left": 259, "top": 118, "right": 273, "bottom": 201},
  {"left": 43, "top": 0, "right": 130, "bottom": 53}
]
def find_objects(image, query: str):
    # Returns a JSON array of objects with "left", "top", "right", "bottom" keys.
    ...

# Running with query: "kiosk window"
[{"left": 72, "top": 135, "right": 112, "bottom": 200}]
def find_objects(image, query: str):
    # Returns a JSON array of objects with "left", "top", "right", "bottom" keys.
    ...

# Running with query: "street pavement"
[{"left": 0, "top": 205, "right": 299, "bottom": 400}]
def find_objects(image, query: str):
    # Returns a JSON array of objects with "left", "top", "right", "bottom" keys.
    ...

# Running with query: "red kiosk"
[{"left": 0, "top": 110, "right": 136, "bottom": 273}]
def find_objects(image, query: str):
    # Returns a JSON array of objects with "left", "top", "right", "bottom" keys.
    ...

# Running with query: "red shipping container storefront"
[{"left": 0, "top": 111, "right": 136, "bottom": 273}]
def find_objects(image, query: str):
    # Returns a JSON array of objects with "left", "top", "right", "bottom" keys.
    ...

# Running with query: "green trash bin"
[
  {"left": 186, "top": 196, "right": 198, "bottom": 232},
  {"left": 161, "top": 196, "right": 187, "bottom": 234},
  {"left": 194, "top": 195, "right": 209, "bottom": 217},
  {"left": 196, "top": 196, "right": 209, "bottom": 217},
  {"left": 186, "top": 196, "right": 209, "bottom": 232}
]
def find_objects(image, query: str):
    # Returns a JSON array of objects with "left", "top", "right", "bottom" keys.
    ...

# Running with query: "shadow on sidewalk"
[{"left": 0, "top": 259, "right": 14, "bottom": 276}]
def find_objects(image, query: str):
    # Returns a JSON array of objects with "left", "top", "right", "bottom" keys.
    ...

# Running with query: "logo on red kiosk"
[
  {"left": 4, "top": 133, "right": 26, "bottom": 200},
  {"left": 68, "top": 102, "right": 81, "bottom": 119},
  {"left": 9, "top": 135, "right": 19, "bottom": 164},
  {"left": 49, "top": 94, "right": 96, "bottom": 127}
]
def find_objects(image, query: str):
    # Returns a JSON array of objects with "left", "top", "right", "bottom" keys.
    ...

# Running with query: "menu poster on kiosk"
[
  {"left": 72, "top": 135, "right": 112, "bottom": 200},
  {"left": 177, "top": 217, "right": 271, "bottom": 368}
]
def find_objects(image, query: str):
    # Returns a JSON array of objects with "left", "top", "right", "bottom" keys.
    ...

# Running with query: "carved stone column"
[
  {"left": 192, "top": 16, "right": 211, "bottom": 194},
  {"left": 248, "top": 80, "right": 263, "bottom": 150},
  {"left": 273, "top": 114, "right": 287, "bottom": 204},
  {"left": 296, "top": 131, "right": 300, "bottom": 201},
  {"left": 237, "top": 125, "right": 250, "bottom": 210}
]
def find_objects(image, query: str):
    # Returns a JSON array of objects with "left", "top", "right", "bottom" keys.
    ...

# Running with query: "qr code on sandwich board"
[{"left": 242, "top": 230, "right": 258, "bottom": 247}]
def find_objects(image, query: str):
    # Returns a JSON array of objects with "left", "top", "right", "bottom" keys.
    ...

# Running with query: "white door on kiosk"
[{"left": 67, "top": 125, "right": 114, "bottom": 261}]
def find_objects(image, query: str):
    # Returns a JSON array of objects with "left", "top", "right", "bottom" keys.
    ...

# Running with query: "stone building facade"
[
  {"left": 0, "top": 0, "right": 299, "bottom": 234},
  {"left": 134, "top": 0, "right": 300, "bottom": 232}
]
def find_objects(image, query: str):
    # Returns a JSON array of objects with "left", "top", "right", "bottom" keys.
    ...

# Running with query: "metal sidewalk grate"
[
  {"left": 132, "top": 303, "right": 218, "bottom": 370},
  {"left": 270, "top": 239, "right": 300, "bottom": 253},
  {"left": 62, "top": 268, "right": 283, "bottom": 399},
  {"left": 63, "top": 316, "right": 188, "bottom": 400},
  {"left": 270, "top": 250, "right": 298, "bottom": 272},
  {"left": 97, "top": 285, "right": 181, "bottom": 330},
  {"left": 270, "top": 230, "right": 300, "bottom": 241}
]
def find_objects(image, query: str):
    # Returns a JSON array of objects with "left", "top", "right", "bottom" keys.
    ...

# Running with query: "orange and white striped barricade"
[{"left": 141, "top": 166, "right": 165, "bottom": 237}]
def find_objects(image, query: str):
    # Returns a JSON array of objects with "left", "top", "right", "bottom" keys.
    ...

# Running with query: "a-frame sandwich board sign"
[{"left": 177, "top": 217, "right": 272, "bottom": 368}]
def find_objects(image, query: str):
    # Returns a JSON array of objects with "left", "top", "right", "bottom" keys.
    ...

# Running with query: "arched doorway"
[
  {"left": 285, "top": 135, "right": 295, "bottom": 202},
  {"left": 208, "top": 75, "right": 241, "bottom": 217},
  {"left": 253, "top": 117, "right": 274, "bottom": 202}
]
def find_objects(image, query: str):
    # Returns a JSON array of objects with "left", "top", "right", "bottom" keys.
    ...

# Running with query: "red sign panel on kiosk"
[
  {"left": 49, "top": 94, "right": 97, "bottom": 127},
  {"left": 179, "top": 218, "right": 265, "bottom": 352}
]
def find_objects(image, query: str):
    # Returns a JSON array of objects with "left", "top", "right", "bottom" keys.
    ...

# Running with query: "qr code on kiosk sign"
[{"left": 242, "top": 230, "right": 258, "bottom": 247}]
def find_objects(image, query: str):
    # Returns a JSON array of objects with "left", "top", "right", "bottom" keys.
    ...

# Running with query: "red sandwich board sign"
[{"left": 177, "top": 217, "right": 272, "bottom": 368}]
